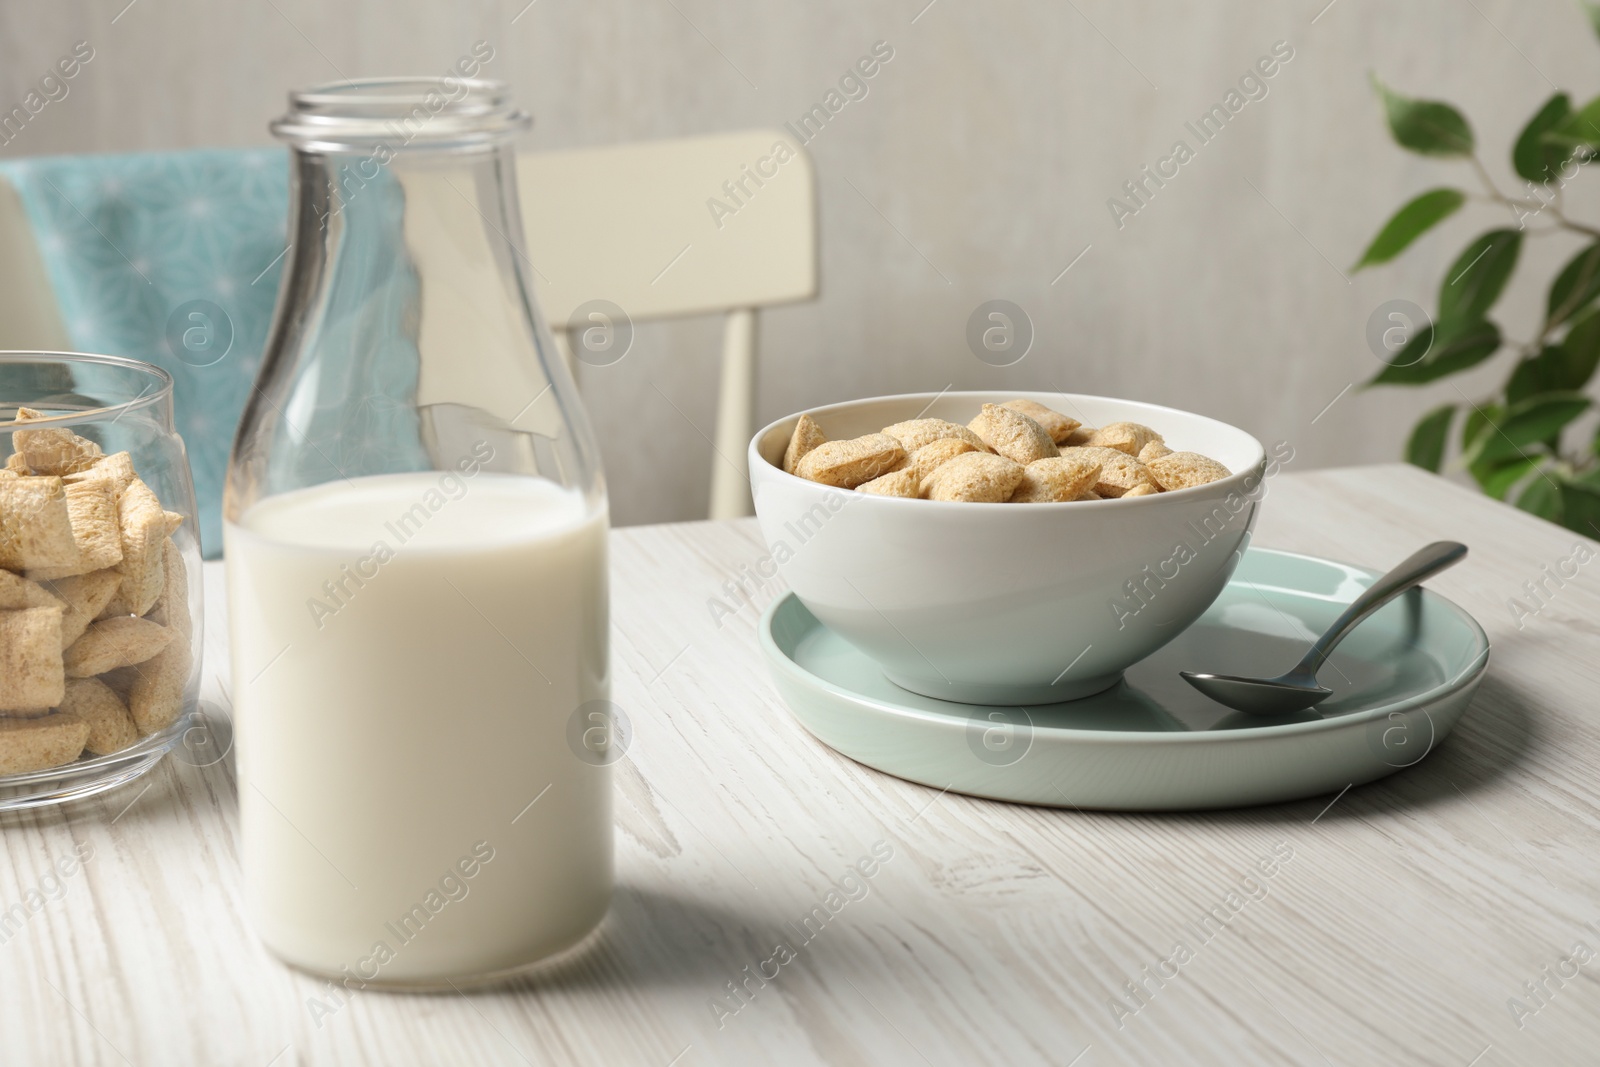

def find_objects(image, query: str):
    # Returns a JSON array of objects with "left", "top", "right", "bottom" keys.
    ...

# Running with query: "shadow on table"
[
  {"left": 1356, "top": 668, "right": 1538, "bottom": 809},
  {"left": 442, "top": 884, "right": 778, "bottom": 997},
  {"left": 952, "top": 660, "right": 1536, "bottom": 832},
  {"left": 1106, "top": 666, "right": 1538, "bottom": 831}
]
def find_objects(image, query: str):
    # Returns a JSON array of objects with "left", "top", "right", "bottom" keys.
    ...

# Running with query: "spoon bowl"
[
  {"left": 1179, "top": 672, "right": 1332, "bottom": 716},
  {"left": 1181, "top": 541, "right": 1467, "bottom": 716}
]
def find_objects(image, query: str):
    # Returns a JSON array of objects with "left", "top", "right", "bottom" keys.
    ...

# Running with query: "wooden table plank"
[{"left": 1, "top": 464, "right": 1595, "bottom": 1066}]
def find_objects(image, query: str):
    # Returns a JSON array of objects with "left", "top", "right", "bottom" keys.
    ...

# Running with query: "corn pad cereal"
[
  {"left": 795, "top": 434, "right": 906, "bottom": 489},
  {"left": 1008, "top": 455, "right": 1103, "bottom": 503},
  {"left": 1147, "top": 451, "right": 1232, "bottom": 491},
  {"left": 0, "top": 712, "right": 90, "bottom": 774},
  {"left": 907, "top": 438, "right": 977, "bottom": 490},
  {"left": 782, "top": 414, "right": 826, "bottom": 475},
  {"left": 1087, "top": 422, "right": 1163, "bottom": 457},
  {"left": 926, "top": 453, "right": 1025, "bottom": 502},
  {"left": 967, "top": 404, "right": 1058, "bottom": 465},
  {"left": 1058, "top": 446, "right": 1157, "bottom": 498},
  {"left": 856, "top": 468, "right": 921, "bottom": 498},
  {"left": 780, "top": 399, "right": 1232, "bottom": 506},
  {"left": 0, "top": 414, "right": 190, "bottom": 770},
  {"left": 882, "top": 418, "right": 991, "bottom": 454},
  {"left": 999, "top": 399, "right": 1080, "bottom": 445}
]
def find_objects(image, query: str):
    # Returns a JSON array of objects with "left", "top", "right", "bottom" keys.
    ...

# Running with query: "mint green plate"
[{"left": 760, "top": 548, "right": 1490, "bottom": 810}]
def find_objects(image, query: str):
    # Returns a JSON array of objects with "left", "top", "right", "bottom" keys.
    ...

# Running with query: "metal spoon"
[{"left": 1181, "top": 541, "right": 1467, "bottom": 716}]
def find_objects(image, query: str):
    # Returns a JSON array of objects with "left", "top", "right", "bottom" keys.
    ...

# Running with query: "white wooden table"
[{"left": 1, "top": 464, "right": 1596, "bottom": 1066}]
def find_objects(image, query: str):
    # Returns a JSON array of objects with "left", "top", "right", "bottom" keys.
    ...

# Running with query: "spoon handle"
[{"left": 1293, "top": 541, "right": 1468, "bottom": 676}]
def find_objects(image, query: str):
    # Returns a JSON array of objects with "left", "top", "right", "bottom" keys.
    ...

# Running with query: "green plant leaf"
[
  {"left": 1368, "top": 320, "right": 1502, "bottom": 386},
  {"left": 1565, "top": 306, "right": 1600, "bottom": 377},
  {"left": 1404, "top": 404, "right": 1455, "bottom": 471},
  {"left": 1547, "top": 93, "right": 1600, "bottom": 153},
  {"left": 1469, "top": 454, "right": 1542, "bottom": 499},
  {"left": 1506, "top": 348, "right": 1560, "bottom": 405},
  {"left": 1585, "top": 1, "right": 1600, "bottom": 42},
  {"left": 1471, "top": 391, "right": 1591, "bottom": 464},
  {"left": 1546, "top": 241, "right": 1600, "bottom": 329},
  {"left": 1372, "top": 76, "right": 1475, "bottom": 156},
  {"left": 1438, "top": 231, "right": 1522, "bottom": 327},
  {"left": 1517, "top": 476, "right": 1564, "bottom": 522},
  {"left": 1353, "top": 189, "right": 1466, "bottom": 270},
  {"left": 1505, "top": 392, "right": 1590, "bottom": 455},
  {"left": 1461, "top": 401, "right": 1503, "bottom": 452},
  {"left": 1560, "top": 482, "right": 1600, "bottom": 538},
  {"left": 1515, "top": 93, "right": 1574, "bottom": 181},
  {"left": 1508, "top": 335, "right": 1600, "bottom": 404}
]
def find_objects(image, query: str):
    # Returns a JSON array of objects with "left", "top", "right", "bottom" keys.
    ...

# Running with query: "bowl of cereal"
[{"left": 748, "top": 391, "right": 1273, "bottom": 705}]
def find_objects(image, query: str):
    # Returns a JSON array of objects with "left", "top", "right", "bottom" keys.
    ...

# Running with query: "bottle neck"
[
  {"left": 274, "top": 139, "right": 588, "bottom": 477},
  {"left": 231, "top": 77, "right": 604, "bottom": 517},
  {"left": 292, "top": 141, "right": 524, "bottom": 250}
]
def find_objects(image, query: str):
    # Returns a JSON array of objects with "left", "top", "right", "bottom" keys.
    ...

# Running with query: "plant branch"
[
  {"left": 1467, "top": 192, "right": 1551, "bottom": 210},
  {"left": 1468, "top": 153, "right": 1600, "bottom": 239},
  {"left": 1552, "top": 209, "right": 1600, "bottom": 240},
  {"left": 1468, "top": 153, "right": 1511, "bottom": 201}
]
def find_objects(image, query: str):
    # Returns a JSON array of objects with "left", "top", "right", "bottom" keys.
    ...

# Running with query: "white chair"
[
  {"left": 518, "top": 131, "right": 818, "bottom": 518},
  {"left": 0, "top": 177, "right": 70, "bottom": 351}
]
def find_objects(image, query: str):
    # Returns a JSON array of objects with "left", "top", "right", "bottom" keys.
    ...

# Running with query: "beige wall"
[{"left": 1, "top": 0, "right": 1593, "bottom": 525}]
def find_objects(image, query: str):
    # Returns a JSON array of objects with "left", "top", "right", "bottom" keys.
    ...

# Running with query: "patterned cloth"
[{"left": 0, "top": 148, "right": 290, "bottom": 557}]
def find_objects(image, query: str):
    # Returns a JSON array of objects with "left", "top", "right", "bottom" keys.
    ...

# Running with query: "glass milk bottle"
[{"left": 224, "top": 79, "right": 611, "bottom": 988}]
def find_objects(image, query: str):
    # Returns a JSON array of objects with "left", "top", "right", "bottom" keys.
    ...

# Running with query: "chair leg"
[
  {"left": 709, "top": 308, "right": 756, "bottom": 520},
  {"left": 551, "top": 329, "right": 578, "bottom": 381}
]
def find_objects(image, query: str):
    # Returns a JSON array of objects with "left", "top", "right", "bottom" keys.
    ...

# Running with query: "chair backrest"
[
  {"left": 413, "top": 131, "right": 818, "bottom": 517},
  {"left": 0, "top": 132, "right": 817, "bottom": 547},
  {"left": 518, "top": 129, "right": 816, "bottom": 325},
  {"left": 0, "top": 178, "right": 71, "bottom": 351}
]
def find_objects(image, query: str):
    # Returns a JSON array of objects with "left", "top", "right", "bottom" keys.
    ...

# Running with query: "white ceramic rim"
[
  {"left": 759, "top": 546, "right": 1492, "bottom": 744},
  {"left": 749, "top": 390, "right": 1270, "bottom": 510}
]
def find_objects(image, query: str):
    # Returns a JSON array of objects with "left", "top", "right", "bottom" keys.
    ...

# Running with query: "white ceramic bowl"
[{"left": 748, "top": 391, "right": 1270, "bottom": 705}]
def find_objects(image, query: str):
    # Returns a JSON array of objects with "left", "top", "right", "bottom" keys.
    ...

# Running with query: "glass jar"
[
  {"left": 225, "top": 79, "right": 611, "bottom": 988},
  {"left": 0, "top": 352, "right": 201, "bottom": 809}
]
